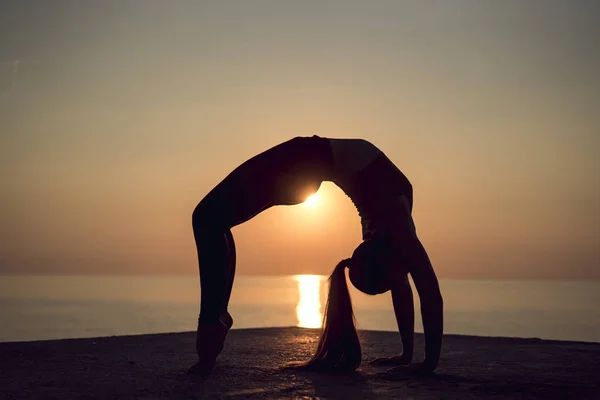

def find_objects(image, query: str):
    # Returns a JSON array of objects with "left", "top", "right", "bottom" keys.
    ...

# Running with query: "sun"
[{"left": 304, "top": 193, "right": 319, "bottom": 207}]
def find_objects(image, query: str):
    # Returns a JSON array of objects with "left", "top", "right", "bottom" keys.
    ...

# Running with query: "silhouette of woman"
[{"left": 189, "top": 136, "right": 443, "bottom": 374}]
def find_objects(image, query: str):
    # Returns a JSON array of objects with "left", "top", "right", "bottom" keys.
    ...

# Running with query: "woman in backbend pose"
[{"left": 189, "top": 135, "right": 443, "bottom": 374}]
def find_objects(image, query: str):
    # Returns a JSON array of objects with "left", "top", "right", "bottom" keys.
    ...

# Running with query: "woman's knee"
[
  {"left": 192, "top": 202, "right": 204, "bottom": 224},
  {"left": 192, "top": 202, "right": 215, "bottom": 231},
  {"left": 193, "top": 200, "right": 230, "bottom": 233}
]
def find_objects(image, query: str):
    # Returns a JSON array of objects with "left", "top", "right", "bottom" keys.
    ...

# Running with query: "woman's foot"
[
  {"left": 188, "top": 312, "right": 234, "bottom": 374},
  {"left": 219, "top": 311, "right": 233, "bottom": 331}
]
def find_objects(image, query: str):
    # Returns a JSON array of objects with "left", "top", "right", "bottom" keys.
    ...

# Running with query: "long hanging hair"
[{"left": 298, "top": 258, "right": 362, "bottom": 372}]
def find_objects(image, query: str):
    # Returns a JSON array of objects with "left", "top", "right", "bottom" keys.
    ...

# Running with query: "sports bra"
[{"left": 327, "top": 138, "right": 413, "bottom": 240}]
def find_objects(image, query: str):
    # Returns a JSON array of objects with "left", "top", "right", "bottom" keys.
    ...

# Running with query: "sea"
[{"left": 0, "top": 275, "right": 598, "bottom": 343}]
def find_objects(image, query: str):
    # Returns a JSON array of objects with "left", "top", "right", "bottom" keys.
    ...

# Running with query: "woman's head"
[
  {"left": 297, "top": 239, "right": 398, "bottom": 372},
  {"left": 348, "top": 239, "right": 395, "bottom": 295}
]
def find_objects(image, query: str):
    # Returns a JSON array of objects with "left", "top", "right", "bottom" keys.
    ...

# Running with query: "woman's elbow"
[{"left": 422, "top": 288, "right": 443, "bottom": 312}]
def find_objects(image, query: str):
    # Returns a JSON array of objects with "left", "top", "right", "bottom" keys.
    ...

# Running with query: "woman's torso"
[
  {"left": 327, "top": 138, "right": 413, "bottom": 240},
  {"left": 204, "top": 136, "right": 412, "bottom": 235}
]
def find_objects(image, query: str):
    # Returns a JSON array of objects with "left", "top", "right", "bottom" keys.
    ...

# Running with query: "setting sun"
[{"left": 304, "top": 193, "right": 319, "bottom": 207}]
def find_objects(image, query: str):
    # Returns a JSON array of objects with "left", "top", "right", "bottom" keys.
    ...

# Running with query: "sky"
[{"left": 1, "top": 1, "right": 599, "bottom": 279}]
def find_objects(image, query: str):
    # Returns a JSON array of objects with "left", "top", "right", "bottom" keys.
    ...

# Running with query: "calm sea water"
[{"left": 0, "top": 275, "right": 598, "bottom": 343}]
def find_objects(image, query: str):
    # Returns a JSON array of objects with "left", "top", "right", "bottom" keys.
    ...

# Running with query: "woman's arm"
[
  {"left": 392, "top": 275, "right": 415, "bottom": 361},
  {"left": 404, "top": 236, "right": 443, "bottom": 371},
  {"left": 371, "top": 274, "right": 415, "bottom": 366}
]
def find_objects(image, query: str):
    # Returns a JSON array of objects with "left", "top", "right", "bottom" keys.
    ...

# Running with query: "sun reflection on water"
[{"left": 293, "top": 275, "right": 324, "bottom": 328}]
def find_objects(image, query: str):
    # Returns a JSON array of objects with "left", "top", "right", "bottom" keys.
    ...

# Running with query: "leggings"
[{"left": 192, "top": 136, "right": 332, "bottom": 325}]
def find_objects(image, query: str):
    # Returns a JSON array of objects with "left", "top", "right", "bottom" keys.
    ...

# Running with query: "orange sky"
[{"left": 1, "top": 1, "right": 599, "bottom": 279}]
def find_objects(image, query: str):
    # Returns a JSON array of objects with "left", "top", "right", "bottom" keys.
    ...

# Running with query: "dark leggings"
[{"left": 192, "top": 137, "right": 332, "bottom": 325}]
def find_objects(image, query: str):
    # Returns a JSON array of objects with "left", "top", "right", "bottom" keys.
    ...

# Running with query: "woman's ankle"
[{"left": 219, "top": 311, "right": 233, "bottom": 330}]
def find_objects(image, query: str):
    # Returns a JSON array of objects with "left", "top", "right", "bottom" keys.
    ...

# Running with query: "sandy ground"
[{"left": 1, "top": 327, "right": 598, "bottom": 399}]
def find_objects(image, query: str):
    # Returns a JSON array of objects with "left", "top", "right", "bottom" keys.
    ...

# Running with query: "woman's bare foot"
[
  {"left": 219, "top": 311, "right": 233, "bottom": 331},
  {"left": 188, "top": 312, "right": 233, "bottom": 374}
]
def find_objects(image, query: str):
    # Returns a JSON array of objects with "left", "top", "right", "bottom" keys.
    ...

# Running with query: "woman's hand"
[{"left": 369, "top": 352, "right": 413, "bottom": 366}]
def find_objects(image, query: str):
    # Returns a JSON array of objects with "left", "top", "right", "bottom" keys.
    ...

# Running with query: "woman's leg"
[
  {"left": 192, "top": 137, "right": 326, "bottom": 325},
  {"left": 223, "top": 229, "right": 236, "bottom": 315},
  {"left": 192, "top": 160, "right": 278, "bottom": 326},
  {"left": 192, "top": 221, "right": 231, "bottom": 326},
  {"left": 189, "top": 137, "right": 332, "bottom": 373}
]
